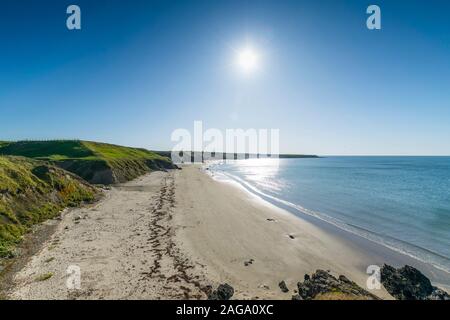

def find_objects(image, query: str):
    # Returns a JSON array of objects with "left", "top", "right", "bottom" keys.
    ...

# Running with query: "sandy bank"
[{"left": 7, "top": 171, "right": 207, "bottom": 299}]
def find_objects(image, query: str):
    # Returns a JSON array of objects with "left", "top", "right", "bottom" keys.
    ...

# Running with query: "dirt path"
[{"left": 6, "top": 171, "right": 208, "bottom": 300}]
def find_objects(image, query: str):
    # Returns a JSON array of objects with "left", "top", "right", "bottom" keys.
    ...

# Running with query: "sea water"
[{"left": 208, "top": 157, "right": 450, "bottom": 273}]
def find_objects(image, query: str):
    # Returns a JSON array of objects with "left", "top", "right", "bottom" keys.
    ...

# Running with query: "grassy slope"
[
  {"left": 0, "top": 140, "right": 174, "bottom": 256},
  {"left": 0, "top": 156, "right": 98, "bottom": 257},
  {"left": 0, "top": 141, "right": 175, "bottom": 184}
]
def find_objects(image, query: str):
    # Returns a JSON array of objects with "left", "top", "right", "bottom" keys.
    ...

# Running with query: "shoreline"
[
  {"left": 3, "top": 165, "right": 448, "bottom": 299},
  {"left": 174, "top": 166, "right": 396, "bottom": 299},
  {"left": 204, "top": 164, "right": 450, "bottom": 292}
]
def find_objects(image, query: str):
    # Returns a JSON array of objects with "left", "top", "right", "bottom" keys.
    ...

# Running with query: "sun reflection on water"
[{"left": 230, "top": 158, "right": 284, "bottom": 193}]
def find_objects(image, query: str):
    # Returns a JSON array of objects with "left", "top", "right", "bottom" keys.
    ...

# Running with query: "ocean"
[{"left": 208, "top": 157, "right": 450, "bottom": 274}]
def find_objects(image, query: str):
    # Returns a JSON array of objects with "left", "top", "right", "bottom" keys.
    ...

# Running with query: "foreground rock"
[
  {"left": 278, "top": 280, "right": 289, "bottom": 293},
  {"left": 292, "top": 270, "right": 379, "bottom": 300},
  {"left": 208, "top": 283, "right": 234, "bottom": 300},
  {"left": 381, "top": 264, "right": 450, "bottom": 300}
]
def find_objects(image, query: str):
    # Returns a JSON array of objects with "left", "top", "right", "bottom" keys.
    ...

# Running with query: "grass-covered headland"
[
  {"left": 0, "top": 140, "right": 176, "bottom": 259},
  {"left": 0, "top": 140, "right": 176, "bottom": 184}
]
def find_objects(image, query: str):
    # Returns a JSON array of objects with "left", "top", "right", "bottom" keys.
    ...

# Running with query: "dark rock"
[
  {"left": 244, "top": 259, "right": 254, "bottom": 266},
  {"left": 279, "top": 280, "right": 289, "bottom": 293},
  {"left": 293, "top": 269, "right": 379, "bottom": 300},
  {"left": 208, "top": 283, "right": 234, "bottom": 300},
  {"left": 291, "top": 294, "right": 303, "bottom": 300},
  {"left": 204, "top": 285, "right": 213, "bottom": 294},
  {"left": 204, "top": 285, "right": 213, "bottom": 297},
  {"left": 428, "top": 288, "right": 450, "bottom": 300},
  {"left": 338, "top": 275, "right": 352, "bottom": 284},
  {"left": 381, "top": 264, "right": 450, "bottom": 300}
]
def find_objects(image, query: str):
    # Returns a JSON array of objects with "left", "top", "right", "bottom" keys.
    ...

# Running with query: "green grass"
[
  {"left": 0, "top": 140, "right": 94, "bottom": 160},
  {"left": 35, "top": 272, "right": 53, "bottom": 282},
  {"left": 0, "top": 156, "right": 99, "bottom": 258},
  {"left": 0, "top": 140, "right": 168, "bottom": 161},
  {"left": 82, "top": 141, "right": 164, "bottom": 161},
  {"left": 0, "top": 140, "right": 175, "bottom": 184}
]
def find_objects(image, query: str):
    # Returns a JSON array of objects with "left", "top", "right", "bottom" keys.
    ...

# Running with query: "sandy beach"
[
  {"left": 173, "top": 166, "right": 396, "bottom": 299},
  {"left": 4, "top": 165, "right": 429, "bottom": 299}
]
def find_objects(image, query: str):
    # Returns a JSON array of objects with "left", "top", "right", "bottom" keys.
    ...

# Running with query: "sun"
[{"left": 236, "top": 47, "right": 259, "bottom": 74}]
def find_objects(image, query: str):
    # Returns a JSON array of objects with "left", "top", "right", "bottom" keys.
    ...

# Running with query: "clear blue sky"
[{"left": 1, "top": 0, "right": 449, "bottom": 155}]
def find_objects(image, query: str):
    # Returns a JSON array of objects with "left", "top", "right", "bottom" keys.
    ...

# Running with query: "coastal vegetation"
[
  {"left": 0, "top": 140, "right": 176, "bottom": 184},
  {"left": 0, "top": 156, "right": 98, "bottom": 258},
  {"left": 35, "top": 272, "right": 53, "bottom": 282},
  {"left": 0, "top": 140, "right": 177, "bottom": 259}
]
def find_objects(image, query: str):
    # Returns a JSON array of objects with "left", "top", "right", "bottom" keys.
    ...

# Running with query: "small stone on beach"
[
  {"left": 208, "top": 283, "right": 234, "bottom": 300},
  {"left": 279, "top": 280, "right": 289, "bottom": 293},
  {"left": 244, "top": 258, "right": 254, "bottom": 266}
]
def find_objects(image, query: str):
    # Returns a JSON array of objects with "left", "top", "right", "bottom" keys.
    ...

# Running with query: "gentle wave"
[{"left": 207, "top": 164, "right": 450, "bottom": 274}]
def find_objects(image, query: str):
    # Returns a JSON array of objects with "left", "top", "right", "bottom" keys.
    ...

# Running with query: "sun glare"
[{"left": 236, "top": 47, "right": 259, "bottom": 74}]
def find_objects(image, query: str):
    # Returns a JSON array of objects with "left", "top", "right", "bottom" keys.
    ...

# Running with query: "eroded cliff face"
[
  {"left": 56, "top": 158, "right": 177, "bottom": 185},
  {"left": 0, "top": 156, "right": 99, "bottom": 258}
]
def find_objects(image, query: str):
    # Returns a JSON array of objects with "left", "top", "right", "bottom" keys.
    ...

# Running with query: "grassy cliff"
[
  {"left": 0, "top": 156, "right": 98, "bottom": 257},
  {"left": 0, "top": 141, "right": 176, "bottom": 184}
]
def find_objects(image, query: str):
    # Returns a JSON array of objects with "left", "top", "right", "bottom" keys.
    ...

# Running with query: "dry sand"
[{"left": 6, "top": 165, "right": 394, "bottom": 299}]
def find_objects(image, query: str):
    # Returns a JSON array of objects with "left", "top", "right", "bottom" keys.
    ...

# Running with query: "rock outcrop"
[
  {"left": 278, "top": 280, "right": 289, "bottom": 293},
  {"left": 207, "top": 283, "right": 234, "bottom": 300},
  {"left": 381, "top": 264, "right": 450, "bottom": 300},
  {"left": 291, "top": 270, "right": 379, "bottom": 300}
]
